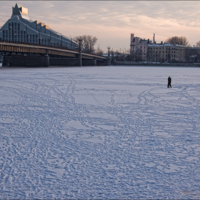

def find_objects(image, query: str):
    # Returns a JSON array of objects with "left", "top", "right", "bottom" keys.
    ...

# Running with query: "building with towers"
[
  {"left": 130, "top": 33, "right": 186, "bottom": 62},
  {"left": 130, "top": 33, "right": 151, "bottom": 61}
]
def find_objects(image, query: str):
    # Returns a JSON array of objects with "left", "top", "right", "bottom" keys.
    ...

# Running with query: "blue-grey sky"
[{"left": 1, "top": 1, "right": 200, "bottom": 52}]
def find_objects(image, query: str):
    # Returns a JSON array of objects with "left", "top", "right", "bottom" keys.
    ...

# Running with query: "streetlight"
[
  {"left": 107, "top": 46, "right": 111, "bottom": 65},
  {"left": 107, "top": 46, "right": 111, "bottom": 57}
]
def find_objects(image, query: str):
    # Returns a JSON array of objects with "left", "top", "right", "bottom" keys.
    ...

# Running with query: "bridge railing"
[
  {"left": 0, "top": 39, "right": 103, "bottom": 57},
  {"left": 0, "top": 38, "right": 79, "bottom": 52}
]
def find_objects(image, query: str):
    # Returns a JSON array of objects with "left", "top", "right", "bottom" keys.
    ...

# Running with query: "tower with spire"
[
  {"left": 153, "top": 33, "right": 155, "bottom": 44},
  {"left": 12, "top": 3, "right": 29, "bottom": 20}
]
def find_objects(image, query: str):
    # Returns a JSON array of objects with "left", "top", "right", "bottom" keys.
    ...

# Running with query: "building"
[
  {"left": 130, "top": 33, "right": 150, "bottom": 61},
  {"left": 130, "top": 33, "right": 186, "bottom": 62},
  {"left": 147, "top": 43, "right": 186, "bottom": 62},
  {"left": 0, "top": 4, "right": 78, "bottom": 49},
  {"left": 185, "top": 47, "right": 200, "bottom": 63}
]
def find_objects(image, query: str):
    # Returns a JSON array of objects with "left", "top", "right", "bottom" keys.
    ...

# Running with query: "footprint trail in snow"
[{"left": 0, "top": 66, "right": 200, "bottom": 199}]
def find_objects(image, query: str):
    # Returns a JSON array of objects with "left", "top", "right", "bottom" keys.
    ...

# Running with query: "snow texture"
[{"left": 0, "top": 66, "right": 200, "bottom": 199}]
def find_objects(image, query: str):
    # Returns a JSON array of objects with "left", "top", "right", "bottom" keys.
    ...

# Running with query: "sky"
[{"left": 1, "top": 1, "right": 200, "bottom": 52}]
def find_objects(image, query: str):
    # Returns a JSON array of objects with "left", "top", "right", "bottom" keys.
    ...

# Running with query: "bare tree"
[
  {"left": 115, "top": 50, "right": 124, "bottom": 61},
  {"left": 73, "top": 35, "right": 98, "bottom": 53},
  {"left": 196, "top": 41, "right": 200, "bottom": 47},
  {"left": 165, "top": 36, "right": 189, "bottom": 46},
  {"left": 96, "top": 45, "right": 104, "bottom": 56}
]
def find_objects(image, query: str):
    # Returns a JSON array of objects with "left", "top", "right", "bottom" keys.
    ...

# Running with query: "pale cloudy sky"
[{"left": 1, "top": 1, "right": 200, "bottom": 52}]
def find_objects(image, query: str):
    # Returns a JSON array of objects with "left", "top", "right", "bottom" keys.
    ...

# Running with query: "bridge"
[{"left": 0, "top": 42, "right": 108, "bottom": 67}]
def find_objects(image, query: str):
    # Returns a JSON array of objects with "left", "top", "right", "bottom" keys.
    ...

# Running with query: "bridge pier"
[
  {"left": 97, "top": 59, "right": 107, "bottom": 66},
  {"left": 50, "top": 57, "right": 79, "bottom": 66},
  {"left": 3, "top": 54, "right": 50, "bottom": 67},
  {"left": 50, "top": 57, "right": 100, "bottom": 67},
  {"left": 82, "top": 59, "right": 97, "bottom": 66},
  {"left": 2, "top": 54, "right": 106, "bottom": 67}
]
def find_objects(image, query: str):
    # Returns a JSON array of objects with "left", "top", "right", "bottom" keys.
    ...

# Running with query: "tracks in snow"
[{"left": 0, "top": 67, "right": 200, "bottom": 199}]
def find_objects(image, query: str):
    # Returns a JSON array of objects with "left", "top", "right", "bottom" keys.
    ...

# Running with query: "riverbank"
[
  {"left": 1, "top": 62, "right": 199, "bottom": 68},
  {"left": 113, "top": 61, "right": 200, "bottom": 67}
]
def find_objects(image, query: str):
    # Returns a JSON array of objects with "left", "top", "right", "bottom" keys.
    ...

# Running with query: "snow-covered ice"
[{"left": 0, "top": 66, "right": 200, "bottom": 199}]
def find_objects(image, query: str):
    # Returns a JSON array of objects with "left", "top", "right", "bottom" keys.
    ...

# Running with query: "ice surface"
[{"left": 0, "top": 66, "right": 200, "bottom": 199}]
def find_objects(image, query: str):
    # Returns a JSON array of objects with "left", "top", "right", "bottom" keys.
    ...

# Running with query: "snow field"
[{"left": 0, "top": 66, "right": 200, "bottom": 199}]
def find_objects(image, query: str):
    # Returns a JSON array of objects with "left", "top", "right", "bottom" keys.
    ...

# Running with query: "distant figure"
[{"left": 168, "top": 76, "right": 172, "bottom": 88}]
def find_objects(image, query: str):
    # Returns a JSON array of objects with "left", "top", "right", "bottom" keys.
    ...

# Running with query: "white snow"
[{"left": 0, "top": 66, "right": 200, "bottom": 199}]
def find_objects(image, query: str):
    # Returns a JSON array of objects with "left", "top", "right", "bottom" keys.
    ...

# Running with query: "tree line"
[
  {"left": 165, "top": 36, "right": 200, "bottom": 47},
  {"left": 73, "top": 35, "right": 103, "bottom": 55}
]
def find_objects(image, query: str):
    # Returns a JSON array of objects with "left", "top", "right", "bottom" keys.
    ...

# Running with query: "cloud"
[{"left": 0, "top": 1, "right": 200, "bottom": 51}]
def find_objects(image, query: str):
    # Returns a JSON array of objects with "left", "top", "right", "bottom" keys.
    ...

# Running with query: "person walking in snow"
[{"left": 168, "top": 76, "right": 172, "bottom": 88}]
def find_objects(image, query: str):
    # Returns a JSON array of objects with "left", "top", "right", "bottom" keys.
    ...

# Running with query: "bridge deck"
[{"left": 0, "top": 42, "right": 106, "bottom": 60}]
